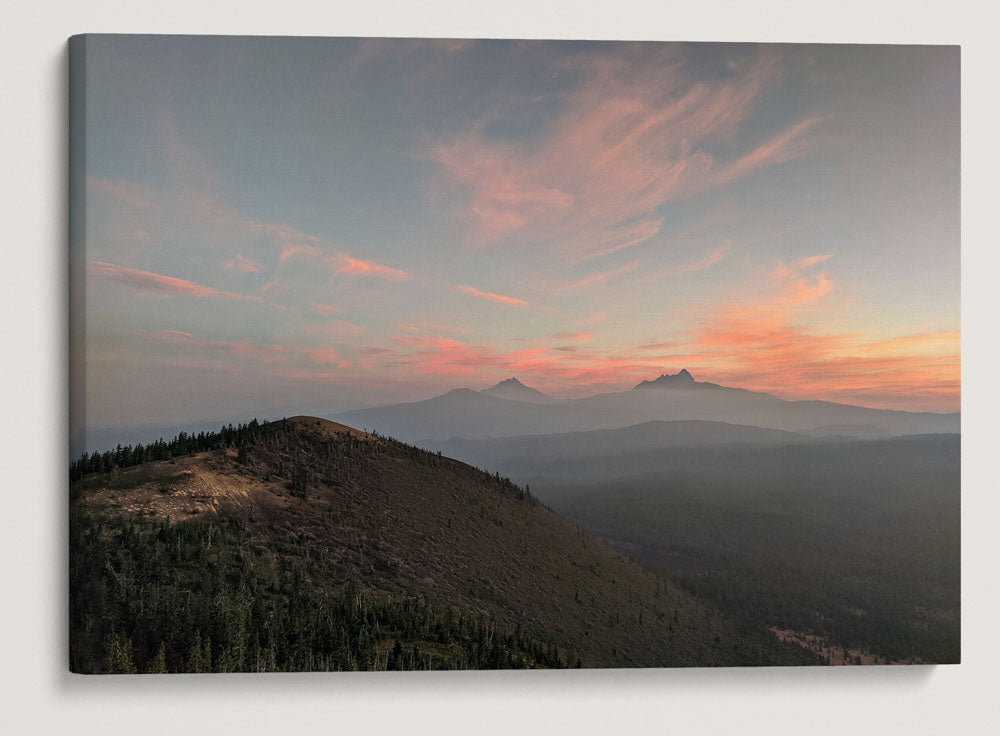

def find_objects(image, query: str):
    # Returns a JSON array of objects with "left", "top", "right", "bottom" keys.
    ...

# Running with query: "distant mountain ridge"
[
  {"left": 338, "top": 370, "right": 959, "bottom": 444},
  {"left": 634, "top": 368, "right": 710, "bottom": 390}
]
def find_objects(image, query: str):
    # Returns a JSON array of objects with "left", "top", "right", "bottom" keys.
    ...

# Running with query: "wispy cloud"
[
  {"left": 431, "top": 48, "right": 818, "bottom": 261},
  {"left": 144, "top": 329, "right": 351, "bottom": 370},
  {"left": 333, "top": 255, "right": 409, "bottom": 280},
  {"left": 425, "top": 323, "right": 470, "bottom": 335},
  {"left": 780, "top": 272, "right": 832, "bottom": 306},
  {"left": 278, "top": 242, "right": 324, "bottom": 264},
  {"left": 711, "top": 117, "right": 820, "bottom": 186},
  {"left": 797, "top": 254, "right": 832, "bottom": 269},
  {"left": 221, "top": 253, "right": 262, "bottom": 273},
  {"left": 642, "top": 243, "right": 730, "bottom": 281},
  {"left": 457, "top": 285, "right": 529, "bottom": 307},
  {"left": 560, "top": 262, "right": 641, "bottom": 290},
  {"left": 633, "top": 342, "right": 677, "bottom": 352},
  {"left": 551, "top": 331, "right": 593, "bottom": 343},
  {"left": 87, "top": 175, "right": 410, "bottom": 296},
  {"left": 310, "top": 302, "right": 338, "bottom": 315},
  {"left": 574, "top": 311, "right": 609, "bottom": 327},
  {"left": 147, "top": 329, "right": 287, "bottom": 361},
  {"left": 87, "top": 261, "right": 271, "bottom": 305}
]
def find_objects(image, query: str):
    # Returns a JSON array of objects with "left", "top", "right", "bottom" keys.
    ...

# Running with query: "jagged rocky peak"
[
  {"left": 494, "top": 377, "right": 526, "bottom": 387},
  {"left": 633, "top": 369, "right": 697, "bottom": 389}
]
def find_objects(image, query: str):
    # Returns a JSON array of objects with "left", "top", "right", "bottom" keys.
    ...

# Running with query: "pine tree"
[
  {"left": 105, "top": 633, "right": 138, "bottom": 674},
  {"left": 146, "top": 642, "right": 168, "bottom": 674}
]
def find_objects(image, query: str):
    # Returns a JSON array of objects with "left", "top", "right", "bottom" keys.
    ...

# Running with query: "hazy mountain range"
[{"left": 337, "top": 370, "right": 959, "bottom": 445}]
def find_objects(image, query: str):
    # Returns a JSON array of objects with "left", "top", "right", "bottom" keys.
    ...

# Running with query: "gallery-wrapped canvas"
[{"left": 69, "top": 35, "right": 959, "bottom": 673}]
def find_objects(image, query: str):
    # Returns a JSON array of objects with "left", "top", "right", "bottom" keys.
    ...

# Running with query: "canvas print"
[{"left": 68, "top": 35, "right": 960, "bottom": 673}]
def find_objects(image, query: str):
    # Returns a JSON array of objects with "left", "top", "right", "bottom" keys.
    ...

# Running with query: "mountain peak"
[
  {"left": 480, "top": 377, "right": 558, "bottom": 404},
  {"left": 494, "top": 376, "right": 526, "bottom": 388},
  {"left": 633, "top": 369, "right": 698, "bottom": 390}
]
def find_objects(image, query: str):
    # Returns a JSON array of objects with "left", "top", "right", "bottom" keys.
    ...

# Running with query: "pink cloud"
[
  {"left": 577, "top": 217, "right": 665, "bottom": 263},
  {"left": 425, "top": 323, "right": 470, "bottom": 335},
  {"left": 146, "top": 330, "right": 288, "bottom": 363},
  {"left": 144, "top": 329, "right": 352, "bottom": 371},
  {"left": 781, "top": 273, "right": 833, "bottom": 306},
  {"left": 300, "top": 347, "right": 348, "bottom": 366},
  {"left": 574, "top": 311, "right": 609, "bottom": 327},
  {"left": 457, "top": 285, "right": 529, "bottom": 307},
  {"left": 433, "top": 138, "right": 575, "bottom": 242},
  {"left": 374, "top": 257, "right": 957, "bottom": 409},
  {"left": 382, "top": 320, "right": 957, "bottom": 410},
  {"left": 561, "top": 262, "right": 641, "bottom": 290},
  {"left": 765, "top": 257, "right": 833, "bottom": 306},
  {"left": 646, "top": 259, "right": 960, "bottom": 411},
  {"left": 87, "top": 261, "right": 268, "bottom": 304},
  {"left": 261, "top": 368, "right": 347, "bottom": 383},
  {"left": 711, "top": 117, "right": 820, "bottom": 186},
  {"left": 797, "top": 254, "right": 833, "bottom": 269},
  {"left": 771, "top": 263, "right": 795, "bottom": 279},
  {"left": 221, "top": 253, "right": 262, "bottom": 273},
  {"left": 682, "top": 317, "right": 959, "bottom": 412},
  {"left": 334, "top": 255, "right": 409, "bottom": 280},
  {"left": 86, "top": 176, "right": 155, "bottom": 210},
  {"left": 332, "top": 319, "right": 364, "bottom": 333},
  {"left": 551, "top": 331, "right": 594, "bottom": 343},
  {"left": 311, "top": 302, "right": 338, "bottom": 315},
  {"left": 644, "top": 244, "right": 730, "bottom": 281},
  {"left": 278, "top": 243, "right": 324, "bottom": 264},
  {"left": 87, "top": 174, "right": 411, "bottom": 297},
  {"left": 633, "top": 342, "right": 677, "bottom": 352},
  {"left": 387, "top": 334, "right": 679, "bottom": 391},
  {"left": 431, "top": 49, "right": 817, "bottom": 261}
]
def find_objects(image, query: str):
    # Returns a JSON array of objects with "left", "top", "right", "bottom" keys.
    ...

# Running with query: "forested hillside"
[{"left": 70, "top": 416, "right": 817, "bottom": 672}]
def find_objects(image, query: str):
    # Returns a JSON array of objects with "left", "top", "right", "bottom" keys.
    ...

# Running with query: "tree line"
[{"left": 70, "top": 419, "right": 280, "bottom": 482}]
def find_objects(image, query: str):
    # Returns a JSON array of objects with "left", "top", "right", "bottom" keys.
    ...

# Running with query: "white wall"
[{"left": 2, "top": 2, "right": 997, "bottom": 734}]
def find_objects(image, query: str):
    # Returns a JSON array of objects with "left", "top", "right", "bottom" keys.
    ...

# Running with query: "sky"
[{"left": 74, "top": 36, "right": 960, "bottom": 436}]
